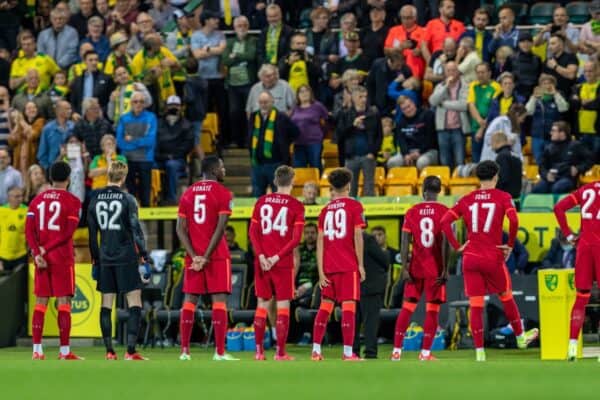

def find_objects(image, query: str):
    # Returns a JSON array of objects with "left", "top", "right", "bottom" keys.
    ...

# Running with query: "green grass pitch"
[{"left": 0, "top": 346, "right": 598, "bottom": 399}]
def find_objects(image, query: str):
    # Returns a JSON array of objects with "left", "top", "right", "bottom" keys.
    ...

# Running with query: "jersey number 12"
[{"left": 37, "top": 200, "right": 61, "bottom": 231}]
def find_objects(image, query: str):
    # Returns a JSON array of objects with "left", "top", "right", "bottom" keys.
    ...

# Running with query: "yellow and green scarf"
[
  {"left": 266, "top": 24, "right": 282, "bottom": 64},
  {"left": 173, "top": 30, "right": 190, "bottom": 82},
  {"left": 251, "top": 109, "right": 277, "bottom": 166}
]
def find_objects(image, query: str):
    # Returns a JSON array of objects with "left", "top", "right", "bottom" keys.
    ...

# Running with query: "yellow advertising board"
[
  {"left": 28, "top": 263, "right": 114, "bottom": 337},
  {"left": 538, "top": 269, "right": 582, "bottom": 360}
]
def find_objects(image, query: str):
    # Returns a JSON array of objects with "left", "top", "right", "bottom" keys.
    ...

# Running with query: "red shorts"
[
  {"left": 183, "top": 258, "right": 232, "bottom": 295},
  {"left": 574, "top": 244, "right": 600, "bottom": 291},
  {"left": 255, "top": 265, "right": 295, "bottom": 301},
  {"left": 462, "top": 251, "right": 511, "bottom": 297},
  {"left": 404, "top": 277, "right": 446, "bottom": 303},
  {"left": 34, "top": 263, "right": 75, "bottom": 298},
  {"left": 321, "top": 271, "right": 360, "bottom": 303}
]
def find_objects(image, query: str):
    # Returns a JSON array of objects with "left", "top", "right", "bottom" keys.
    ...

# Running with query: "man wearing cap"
[
  {"left": 506, "top": 31, "right": 542, "bottom": 99},
  {"left": 156, "top": 95, "right": 194, "bottom": 204},
  {"left": 192, "top": 9, "right": 229, "bottom": 146},
  {"left": 579, "top": 0, "right": 600, "bottom": 55},
  {"left": 81, "top": 16, "right": 110, "bottom": 62},
  {"left": 103, "top": 32, "right": 132, "bottom": 77},
  {"left": 69, "top": 50, "right": 113, "bottom": 115},
  {"left": 166, "top": 10, "right": 193, "bottom": 96}
]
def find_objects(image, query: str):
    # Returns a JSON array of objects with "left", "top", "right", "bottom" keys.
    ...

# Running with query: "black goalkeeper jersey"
[{"left": 87, "top": 186, "right": 147, "bottom": 267}]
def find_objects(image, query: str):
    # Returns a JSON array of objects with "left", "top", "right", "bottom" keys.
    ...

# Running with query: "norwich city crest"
[{"left": 545, "top": 274, "right": 558, "bottom": 292}]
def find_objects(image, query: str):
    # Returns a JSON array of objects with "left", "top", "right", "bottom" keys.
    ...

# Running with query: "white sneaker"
[
  {"left": 476, "top": 349, "right": 486, "bottom": 362},
  {"left": 179, "top": 352, "right": 191, "bottom": 361},
  {"left": 567, "top": 342, "right": 577, "bottom": 362},
  {"left": 213, "top": 353, "right": 240, "bottom": 361}
]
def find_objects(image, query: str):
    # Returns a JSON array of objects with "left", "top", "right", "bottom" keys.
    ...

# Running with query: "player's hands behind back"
[
  {"left": 359, "top": 265, "right": 366, "bottom": 282},
  {"left": 190, "top": 255, "right": 207, "bottom": 271},
  {"left": 34, "top": 254, "right": 47, "bottom": 269},
  {"left": 497, "top": 245, "right": 513, "bottom": 260},
  {"left": 318, "top": 274, "right": 330, "bottom": 289}
]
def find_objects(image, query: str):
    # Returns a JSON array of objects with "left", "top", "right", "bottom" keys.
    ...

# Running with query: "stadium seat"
[
  {"left": 528, "top": 2, "right": 560, "bottom": 25},
  {"left": 357, "top": 167, "right": 386, "bottom": 195},
  {"left": 322, "top": 139, "right": 339, "bottom": 169},
  {"left": 465, "top": 136, "right": 472, "bottom": 163},
  {"left": 580, "top": 165, "right": 600, "bottom": 185},
  {"left": 566, "top": 1, "right": 591, "bottom": 23},
  {"left": 319, "top": 168, "right": 335, "bottom": 197},
  {"left": 203, "top": 113, "right": 219, "bottom": 137},
  {"left": 449, "top": 167, "right": 479, "bottom": 196},
  {"left": 418, "top": 166, "right": 450, "bottom": 194},
  {"left": 385, "top": 185, "right": 414, "bottom": 196},
  {"left": 292, "top": 167, "right": 320, "bottom": 196},
  {"left": 150, "top": 169, "right": 164, "bottom": 206},
  {"left": 200, "top": 131, "right": 216, "bottom": 154},
  {"left": 385, "top": 167, "right": 418, "bottom": 195},
  {"left": 523, "top": 164, "right": 540, "bottom": 184},
  {"left": 521, "top": 194, "right": 555, "bottom": 212}
]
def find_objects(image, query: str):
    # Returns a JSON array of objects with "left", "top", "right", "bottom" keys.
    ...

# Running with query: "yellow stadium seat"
[
  {"left": 357, "top": 167, "right": 386, "bottom": 195},
  {"left": 580, "top": 165, "right": 600, "bottom": 185},
  {"left": 418, "top": 166, "right": 450, "bottom": 195},
  {"left": 449, "top": 184, "right": 478, "bottom": 196},
  {"left": 322, "top": 140, "right": 339, "bottom": 169},
  {"left": 449, "top": 167, "right": 479, "bottom": 196},
  {"left": 151, "top": 169, "right": 164, "bottom": 207},
  {"left": 385, "top": 185, "right": 415, "bottom": 196},
  {"left": 292, "top": 167, "right": 320, "bottom": 196},
  {"left": 523, "top": 164, "right": 540, "bottom": 183},
  {"left": 465, "top": 136, "right": 472, "bottom": 162},
  {"left": 203, "top": 113, "right": 219, "bottom": 136},
  {"left": 385, "top": 167, "right": 418, "bottom": 195},
  {"left": 200, "top": 131, "right": 216, "bottom": 154}
]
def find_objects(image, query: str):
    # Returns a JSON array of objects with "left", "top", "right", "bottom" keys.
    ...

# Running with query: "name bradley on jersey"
[{"left": 265, "top": 196, "right": 289, "bottom": 205}]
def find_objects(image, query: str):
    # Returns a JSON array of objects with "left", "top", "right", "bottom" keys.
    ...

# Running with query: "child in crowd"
[{"left": 377, "top": 116, "right": 395, "bottom": 168}]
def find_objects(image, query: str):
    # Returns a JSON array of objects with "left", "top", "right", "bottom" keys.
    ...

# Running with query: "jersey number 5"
[
  {"left": 324, "top": 209, "right": 347, "bottom": 240},
  {"left": 96, "top": 200, "right": 123, "bottom": 230},
  {"left": 260, "top": 205, "right": 288, "bottom": 236},
  {"left": 37, "top": 201, "right": 61, "bottom": 231},
  {"left": 194, "top": 195, "right": 207, "bottom": 224}
]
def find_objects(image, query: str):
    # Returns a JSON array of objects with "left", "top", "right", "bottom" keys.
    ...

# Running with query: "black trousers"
[
  {"left": 227, "top": 84, "right": 251, "bottom": 148},
  {"left": 125, "top": 161, "right": 152, "bottom": 207},
  {"left": 206, "top": 78, "right": 230, "bottom": 147},
  {"left": 353, "top": 293, "right": 384, "bottom": 358}
]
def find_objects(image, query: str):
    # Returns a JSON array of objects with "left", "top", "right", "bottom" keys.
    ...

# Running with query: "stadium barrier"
[{"left": 0, "top": 265, "right": 27, "bottom": 347}]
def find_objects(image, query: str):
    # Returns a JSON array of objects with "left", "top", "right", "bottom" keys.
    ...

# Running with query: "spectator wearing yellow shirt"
[
  {"left": 467, "top": 62, "right": 501, "bottom": 162},
  {"left": 571, "top": 61, "right": 600, "bottom": 161},
  {"left": 0, "top": 187, "right": 28, "bottom": 272},
  {"left": 9, "top": 32, "right": 59, "bottom": 92},
  {"left": 377, "top": 117, "right": 395, "bottom": 167},
  {"left": 88, "top": 134, "right": 127, "bottom": 189},
  {"left": 103, "top": 32, "right": 132, "bottom": 78},
  {"left": 130, "top": 33, "right": 179, "bottom": 110}
]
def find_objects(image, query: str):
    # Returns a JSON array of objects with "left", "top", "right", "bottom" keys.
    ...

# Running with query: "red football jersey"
[
  {"left": 178, "top": 180, "right": 232, "bottom": 262},
  {"left": 402, "top": 201, "right": 448, "bottom": 278},
  {"left": 318, "top": 197, "right": 366, "bottom": 274},
  {"left": 555, "top": 182, "right": 600, "bottom": 246},
  {"left": 26, "top": 189, "right": 81, "bottom": 266},
  {"left": 250, "top": 193, "right": 305, "bottom": 268},
  {"left": 449, "top": 188, "right": 516, "bottom": 252}
]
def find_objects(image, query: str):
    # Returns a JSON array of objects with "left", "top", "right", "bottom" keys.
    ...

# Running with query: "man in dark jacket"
[
  {"left": 69, "top": 50, "right": 113, "bottom": 115},
  {"left": 256, "top": 4, "right": 294, "bottom": 66},
  {"left": 366, "top": 51, "right": 412, "bottom": 116},
  {"left": 492, "top": 131, "right": 522, "bottom": 200},
  {"left": 540, "top": 229, "right": 576, "bottom": 270},
  {"left": 73, "top": 97, "right": 113, "bottom": 159},
  {"left": 506, "top": 32, "right": 542, "bottom": 99},
  {"left": 353, "top": 231, "right": 389, "bottom": 359},
  {"left": 532, "top": 121, "right": 593, "bottom": 194},
  {"left": 248, "top": 91, "right": 299, "bottom": 197},
  {"left": 156, "top": 95, "right": 195, "bottom": 204},
  {"left": 388, "top": 95, "right": 438, "bottom": 171},
  {"left": 278, "top": 32, "right": 320, "bottom": 93},
  {"left": 335, "top": 85, "right": 382, "bottom": 197}
]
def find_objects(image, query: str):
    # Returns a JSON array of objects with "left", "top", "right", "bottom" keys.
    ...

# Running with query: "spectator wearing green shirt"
[{"left": 467, "top": 62, "right": 501, "bottom": 162}]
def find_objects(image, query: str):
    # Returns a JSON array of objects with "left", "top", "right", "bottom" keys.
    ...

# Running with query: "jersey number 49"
[{"left": 324, "top": 209, "right": 347, "bottom": 240}]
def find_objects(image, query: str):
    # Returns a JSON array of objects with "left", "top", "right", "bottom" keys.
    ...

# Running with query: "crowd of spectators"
[{"left": 0, "top": 0, "right": 598, "bottom": 215}]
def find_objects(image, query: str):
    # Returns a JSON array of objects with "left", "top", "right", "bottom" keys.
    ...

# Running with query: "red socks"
[
  {"left": 422, "top": 303, "right": 440, "bottom": 351},
  {"left": 212, "top": 302, "right": 228, "bottom": 356},
  {"left": 32, "top": 304, "right": 47, "bottom": 345},
  {"left": 276, "top": 308, "right": 290, "bottom": 356},
  {"left": 341, "top": 302, "right": 356, "bottom": 348},
  {"left": 570, "top": 292, "right": 591, "bottom": 340},
  {"left": 57, "top": 304, "right": 71, "bottom": 347},
  {"left": 500, "top": 293, "right": 523, "bottom": 337},
  {"left": 253, "top": 307, "right": 267, "bottom": 354},
  {"left": 469, "top": 296, "right": 485, "bottom": 349},
  {"left": 179, "top": 302, "right": 196, "bottom": 353},
  {"left": 312, "top": 302, "right": 334, "bottom": 345},
  {"left": 393, "top": 302, "right": 417, "bottom": 348}
]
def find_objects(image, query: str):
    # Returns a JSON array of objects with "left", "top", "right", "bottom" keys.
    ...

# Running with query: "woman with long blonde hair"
[{"left": 8, "top": 102, "right": 45, "bottom": 175}]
